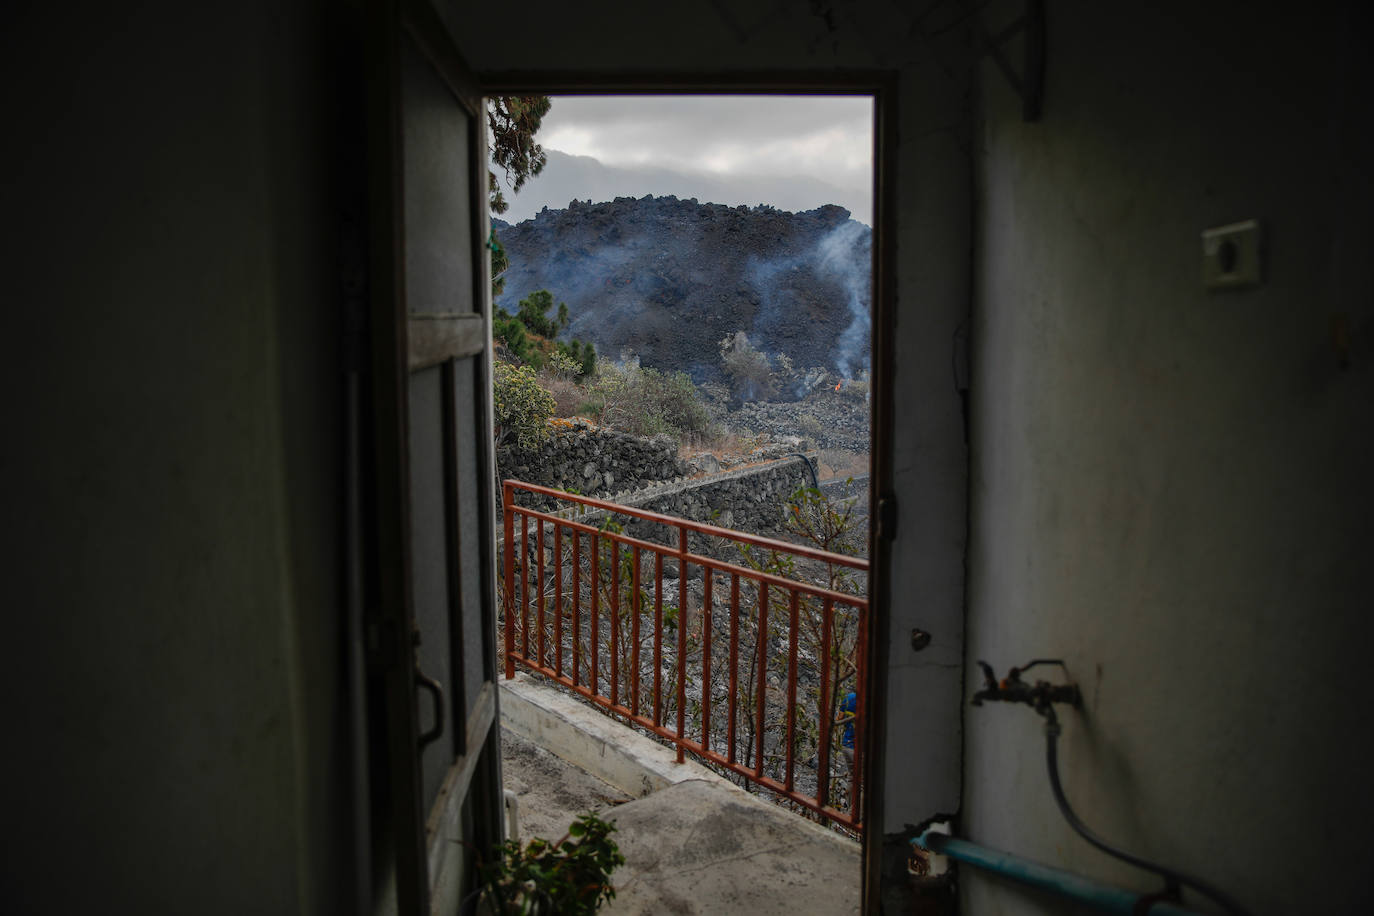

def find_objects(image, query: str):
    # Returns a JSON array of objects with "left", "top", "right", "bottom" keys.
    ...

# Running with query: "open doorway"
[{"left": 487, "top": 91, "right": 881, "bottom": 909}]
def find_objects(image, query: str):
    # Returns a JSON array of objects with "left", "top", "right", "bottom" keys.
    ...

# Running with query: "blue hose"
[{"left": 913, "top": 831, "right": 1210, "bottom": 916}]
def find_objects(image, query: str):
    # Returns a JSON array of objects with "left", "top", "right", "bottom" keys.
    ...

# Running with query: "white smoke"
[{"left": 815, "top": 221, "right": 870, "bottom": 378}]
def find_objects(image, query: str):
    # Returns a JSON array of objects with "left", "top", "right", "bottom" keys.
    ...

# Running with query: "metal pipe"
[
  {"left": 914, "top": 831, "right": 1209, "bottom": 916},
  {"left": 1045, "top": 722, "right": 1251, "bottom": 916}
]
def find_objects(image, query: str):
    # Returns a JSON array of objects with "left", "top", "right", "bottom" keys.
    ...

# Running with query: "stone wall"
[
  {"left": 520, "top": 455, "right": 819, "bottom": 566},
  {"left": 497, "top": 419, "right": 687, "bottom": 504},
  {"left": 609, "top": 456, "right": 816, "bottom": 541}
]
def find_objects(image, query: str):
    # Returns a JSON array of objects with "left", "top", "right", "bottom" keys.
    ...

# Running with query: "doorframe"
[{"left": 475, "top": 71, "right": 899, "bottom": 914}]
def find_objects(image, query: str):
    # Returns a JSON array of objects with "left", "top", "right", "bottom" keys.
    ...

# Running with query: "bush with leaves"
[
  {"left": 516, "top": 289, "right": 567, "bottom": 339},
  {"left": 494, "top": 309, "right": 542, "bottom": 368},
  {"left": 541, "top": 349, "right": 582, "bottom": 380},
  {"left": 558, "top": 338, "right": 597, "bottom": 377},
  {"left": 494, "top": 362, "right": 556, "bottom": 449},
  {"left": 585, "top": 358, "right": 717, "bottom": 440},
  {"left": 719, "top": 330, "right": 777, "bottom": 403},
  {"left": 472, "top": 812, "right": 624, "bottom": 916}
]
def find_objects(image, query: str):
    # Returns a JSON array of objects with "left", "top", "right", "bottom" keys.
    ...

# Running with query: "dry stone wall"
[
  {"left": 497, "top": 419, "right": 687, "bottom": 509},
  {"left": 537, "top": 455, "right": 819, "bottom": 567},
  {"left": 497, "top": 419, "right": 821, "bottom": 564},
  {"left": 608, "top": 456, "right": 816, "bottom": 540}
]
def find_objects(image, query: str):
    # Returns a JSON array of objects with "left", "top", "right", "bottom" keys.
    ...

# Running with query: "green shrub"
[
  {"left": 476, "top": 812, "right": 625, "bottom": 915},
  {"left": 585, "top": 359, "right": 716, "bottom": 440},
  {"left": 494, "top": 308, "right": 541, "bottom": 366},
  {"left": 542, "top": 349, "right": 582, "bottom": 380},
  {"left": 516, "top": 289, "right": 563, "bottom": 338},
  {"left": 558, "top": 338, "right": 597, "bottom": 376},
  {"left": 493, "top": 362, "right": 555, "bottom": 449},
  {"left": 495, "top": 291, "right": 595, "bottom": 376}
]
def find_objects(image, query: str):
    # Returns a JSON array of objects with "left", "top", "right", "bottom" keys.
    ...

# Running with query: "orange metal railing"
[{"left": 501, "top": 478, "right": 867, "bottom": 832}]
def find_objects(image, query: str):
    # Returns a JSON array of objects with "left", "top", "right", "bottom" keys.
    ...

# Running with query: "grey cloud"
[{"left": 496, "top": 95, "right": 873, "bottom": 223}]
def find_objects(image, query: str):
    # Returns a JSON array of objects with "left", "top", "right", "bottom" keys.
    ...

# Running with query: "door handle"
[{"left": 416, "top": 668, "right": 445, "bottom": 749}]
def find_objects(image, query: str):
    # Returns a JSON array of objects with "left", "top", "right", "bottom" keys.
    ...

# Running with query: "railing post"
[
  {"left": 817, "top": 596, "right": 834, "bottom": 810},
  {"left": 756, "top": 583, "right": 769, "bottom": 776},
  {"left": 676, "top": 525, "right": 688, "bottom": 764},
  {"left": 503, "top": 481, "right": 515, "bottom": 680},
  {"left": 785, "top": 589, "right": 799, "bottom": 793}
]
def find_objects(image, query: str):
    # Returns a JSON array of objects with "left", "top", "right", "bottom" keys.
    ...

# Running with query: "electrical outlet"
[{"left": 1202, "top": 219, "right": 1262, "bottom": 291}]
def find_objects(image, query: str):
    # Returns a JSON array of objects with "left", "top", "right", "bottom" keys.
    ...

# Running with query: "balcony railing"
[{"left": 501, "top": 478, "right": 867, "bottom": 832}]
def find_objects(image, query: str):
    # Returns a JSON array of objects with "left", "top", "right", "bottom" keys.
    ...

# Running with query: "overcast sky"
[{"left": 495, "top": 95, "right": 875, "bottom": 225}]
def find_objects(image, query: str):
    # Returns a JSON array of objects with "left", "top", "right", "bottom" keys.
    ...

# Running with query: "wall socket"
[{"left": 1202, "top": 219, "right": 1262, "bottom": 291}]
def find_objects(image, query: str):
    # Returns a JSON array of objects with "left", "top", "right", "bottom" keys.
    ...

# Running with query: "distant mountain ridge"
[
  {"left": 492, "top": 195, "right": 872, "bottom": 383},
  {"left": 498, "top": 149, "right": 872, "bottom": 226}
]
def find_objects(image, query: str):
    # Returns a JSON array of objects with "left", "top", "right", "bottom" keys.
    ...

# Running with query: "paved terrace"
[{"left": 500, "top": 674, "right": 860, "bottom": 914}]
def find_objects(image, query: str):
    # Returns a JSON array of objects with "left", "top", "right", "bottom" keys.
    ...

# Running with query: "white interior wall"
[{"left": 966, "top": 4, "right": 1374, "bottom": 913}]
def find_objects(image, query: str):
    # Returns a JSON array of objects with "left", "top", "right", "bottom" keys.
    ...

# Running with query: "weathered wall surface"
[{"left": 965, "top": 4, "right": 1374, "bottom": 914}]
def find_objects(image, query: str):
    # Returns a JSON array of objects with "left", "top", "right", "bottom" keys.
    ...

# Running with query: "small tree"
[
  {"left": 517, "top": 289, "right": 561, "bottom": 338},
  {"left": 487, "top": 96, "right": 551, "bottom": 216},
  {"left": 493, "top": 308, "right": 535, "bottom": 365},
  {"left": 558, "top": 339, "right": 597, "bottom": 377},
  {"left": 494, "top": 362, "right": 556, "bottom": 450}
]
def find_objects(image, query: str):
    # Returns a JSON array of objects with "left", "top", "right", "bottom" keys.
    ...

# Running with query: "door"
[{"left": 361, "top": 1, "right": 503, "bottom": 912}]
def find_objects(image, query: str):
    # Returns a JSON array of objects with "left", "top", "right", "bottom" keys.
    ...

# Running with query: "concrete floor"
[
  {"left": 500, "top": 727, "right": 632, "bottom": 842},
  {"left": 500, "top": 726, "right": 860, "bottom": 914}
]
